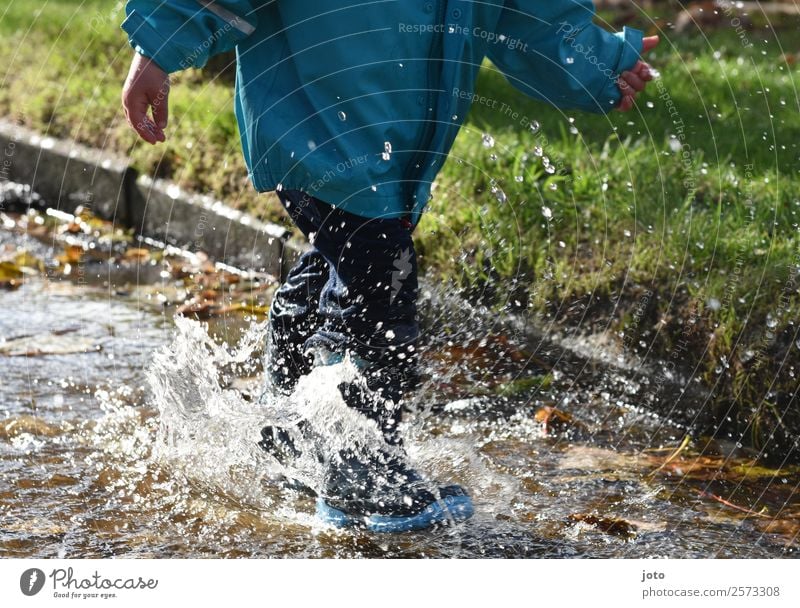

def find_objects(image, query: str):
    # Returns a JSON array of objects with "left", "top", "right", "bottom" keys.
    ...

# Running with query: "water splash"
[{"left": 145, "top": 317, "right": 394, "bottom": 504}]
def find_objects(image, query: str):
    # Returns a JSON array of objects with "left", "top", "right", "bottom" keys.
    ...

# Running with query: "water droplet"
[
  {"left": 338, "top": 111, "right": 347, "bottom": 121},
  {"left": 545, "top": 165, "right": 556, "bottom": 174},
  {"left": 548, "top": 182, "right": 557, "bottom": 190},
  {"left": 533, "top": 146, "right": 543, "bottom": 157},
  {"left": 541, "top": 206, "right": 553, "bottom": 220},
  {"left": 766, "top": 314, "right": 778, "bottom": 329},
  {"left": 491, "top": 185, "right": 507, "bottom": 204},
  {"left": 482, "top": 133, "right": 495, "bottom": 148},
  {"left": 385, "top": 329, "right": 396, "bottom": 340},
  {"left": 529, "top": 120, "right": 540, "bottom": 133},
  {"left": 565, "top": 57, "right": 575, "bottom": 64},
  {"left": 514, "top": 175, "right": 524, "bottom": 183},
  {"left": 382, "top": 141, "right": 392, "bottom": 161},
  {"left": 646, "top": 101, "right": 654, "bottom": 108}
]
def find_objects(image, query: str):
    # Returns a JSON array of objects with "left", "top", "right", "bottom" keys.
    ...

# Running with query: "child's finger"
[
  {"left": 151, "top": 90, "right": 169, "bottom": 131},
  {"left": 617, "top": 95, "right": 634, "bottom": 112},
  {"left": 617, "top": 76, "right": 635, "bottom": 97},
  {"left": 634, "top": 61, "right": 654, "bottom": 81},
  {"left": 621, "top": 70, "right": 646, "bottom": 93},
  {"left": 642, "top": 35, "right": 660, "bottom": 54},
  {"left": 126, "top": 94, "right": 160, "bottom": 145}
]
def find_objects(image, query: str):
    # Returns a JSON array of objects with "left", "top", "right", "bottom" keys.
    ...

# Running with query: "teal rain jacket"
[{"left": 122, "top": 1, "right": 642, "bottom": 222}]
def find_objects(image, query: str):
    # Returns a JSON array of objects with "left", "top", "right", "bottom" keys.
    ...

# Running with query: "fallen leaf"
[
  {"left": 123, "top": 248, "right": 151, "bottom": 262},
  {"left": 567, "top": 513, "right": 637, "bottom": 538},
  {"left": 535, "top": 405, "right": 579, "bottom": 434},
  {"left": 0, "top": 415, "right": 66, "bottom": 439},
  {"left": 0, "top": 260, "right": 23, "bottom": 289}
]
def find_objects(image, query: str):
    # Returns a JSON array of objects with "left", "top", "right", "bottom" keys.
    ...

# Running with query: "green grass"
[{"left": 1, "top": 2, "right": 799, "bottom": 459}]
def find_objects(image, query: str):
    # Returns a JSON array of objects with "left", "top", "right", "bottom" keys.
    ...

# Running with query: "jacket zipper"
[{"left": 402, "top": 0, "right": 446, "bottom": 219}]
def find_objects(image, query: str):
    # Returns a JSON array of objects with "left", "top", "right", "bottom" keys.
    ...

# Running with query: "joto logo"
[{"left": 20, "top": 568, "right": 46, "bottom": 596}]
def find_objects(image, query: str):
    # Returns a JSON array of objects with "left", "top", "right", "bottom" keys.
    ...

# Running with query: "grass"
[{"left": 1, "top": 2, "right": 799, "bottom": 461}]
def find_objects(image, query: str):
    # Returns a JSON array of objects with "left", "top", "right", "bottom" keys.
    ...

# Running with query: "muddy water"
[{"left": 1, "top": 213, "right": 797, "bottom": 558}]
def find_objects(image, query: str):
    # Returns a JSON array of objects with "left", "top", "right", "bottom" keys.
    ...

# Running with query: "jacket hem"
[{"left": 249, "top": 170, "right": 416, "bottom": 220}]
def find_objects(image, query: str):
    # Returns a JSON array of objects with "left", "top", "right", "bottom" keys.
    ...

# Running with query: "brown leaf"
[
  {"left": 535, "top": 405, "right": 577, "bottom": 434},
  {"left": 176, "top": 299, "right": 222, "bottom": 319},
  {"left": 0, "top": 260, "right": 23, "bottom": 290},
  {"left": 567, "top": 513, "right": 637, "bottom": 538},
  {"left": 57, "top": 244, "right": 84, "bottom": 265},
  {"left": 123, "top": 248, "right": 151, "bottom": 262}
]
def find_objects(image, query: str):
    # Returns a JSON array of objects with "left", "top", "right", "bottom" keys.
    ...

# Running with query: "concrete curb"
[{"left": 0, "top": 119, "right": 303, "bottom": 279}]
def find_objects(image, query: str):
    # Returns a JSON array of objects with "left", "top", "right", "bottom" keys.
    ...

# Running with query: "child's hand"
[
  {"left": 122, "top": 53, "right": 170, "bottom": 144},
  {"left": 616, "top": 36, "right": 660, "bottom": 112}
]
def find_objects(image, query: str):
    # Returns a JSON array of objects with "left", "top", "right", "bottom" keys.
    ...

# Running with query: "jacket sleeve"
[
  {"left": 121, "top": 1, "right": 258, "bottom": 73},
  {"left": 486, "top": 0, "right": 643, "bottom": 113}
]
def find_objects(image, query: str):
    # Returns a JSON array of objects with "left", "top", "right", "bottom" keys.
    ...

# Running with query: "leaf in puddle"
[
  {"left": 176, "top": 299, "right": 222, "bottom": 319},
  {"left": 535, "top": 405, "right": 583, "bottom": 434},
  {"left": 123, "top": 248, "right": 151, "bottom": 262},
  {"left": 557, "top": 445, "right": 646, "bottom": 472},
  {"left": 567, "top": 513, "right": 637, "bottom": 538},
  {"left": 0, "top": 415, "right": 66, "bottom": 439},
  {"left": 496, "top": 374, "right": 552, "bottom": 396},
  {"left": 428, "top": 334, "right": 546, "bottom": 372},
  {"left": 13, "top": 251, "right": 44, "bottom": 272},
  {"left": 754, "top": 518, "right": 800, "bottom": 545},
  {"left": 0, "top": 260, "right": 23, "bottom": 289},
  {"left": 57, "top": 244, "right": 84, "bottom": 265},
  {"left": 646, "top": 451, "right": 800, "bottom": 482},
  {"left": 224, "top": 301, "right": 271, "bottom": 316}
]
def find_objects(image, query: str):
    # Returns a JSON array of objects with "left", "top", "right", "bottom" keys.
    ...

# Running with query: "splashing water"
[{"left": 146, "top": 317, "right": 398, "bottom": 505}]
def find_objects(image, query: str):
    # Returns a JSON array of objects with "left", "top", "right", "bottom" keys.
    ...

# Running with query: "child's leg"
[
  {"left": 265, "top": 249, "right": 329, "bottom": 394},
  {"left": 276, "top": 189, "right": 420, "bottom": 443},
  {"left": 268, "top": 191, "right": 474, "bottom": 529}
]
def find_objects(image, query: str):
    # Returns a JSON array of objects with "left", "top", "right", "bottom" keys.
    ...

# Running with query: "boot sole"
[{"left": 316, "top": 494, "right": 474, "bottom": 533}]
